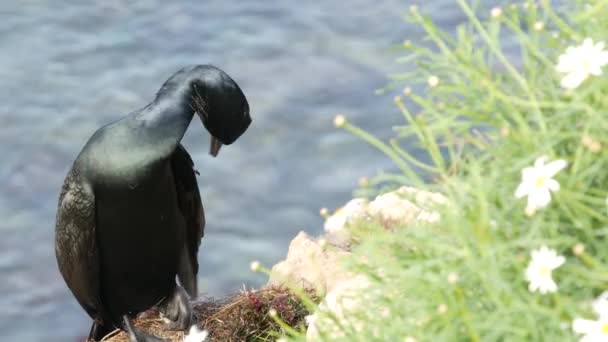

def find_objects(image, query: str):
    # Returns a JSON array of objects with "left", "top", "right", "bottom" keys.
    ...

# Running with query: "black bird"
[{"left": 54, "top": 65, "right": 251, "bottom": 342}]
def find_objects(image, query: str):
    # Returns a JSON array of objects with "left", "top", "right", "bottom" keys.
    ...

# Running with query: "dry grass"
[{"left": 100, "top": 286, "right": 312, "bottom": 342}]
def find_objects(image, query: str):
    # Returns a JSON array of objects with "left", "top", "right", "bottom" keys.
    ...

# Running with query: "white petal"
[
  {"left": 530, "top": 248, "right": 541, "bottom": 260},
  {"left": 545, "top": 248, "right": 557, "bottom": 259},
  {"left": 580, "top": 334, "right": 600, "bottom": 342},
  {"left": 546, "top": 179, "right": 560, "bottom": 192},
  {"left": 543, "top": 159, "right": 567, "bottom": 177},
  {"left": 556, "top": 56, "right": 572, "bottom": 72},
  {"left": 183, "top": 326, "right": 209, "bottom": 342},
  {"left": 596, "top": 41, "right": 606, "bottom": 51},
  {"left": 539, "top": 278, "right": 558, "bottom": 293},
  {"left": 525, "top": 263, "right": 537, "bottom": 281},
  {"left": 534, "top": 249, "right": 546, "bottom": 261},
  {"left": 534, "top": 155, "right": 549, "bottom": 168},
  {"left": 550, "top": 255, "right": 566, "bottom": 269},
  {"left": 598, "top": 51, "right": 608, "bottom": 65},
  {"left": 594, "top": 292, "right": 608, "bottom": 317},
  {"left": 521, "top": 166, "right": 540, "bottom": 182},
  {"left": 561, "top": 70, "right": 588, "bottom": 89},
  {"left": 573, "top": 318, "right": 598, "bottom": 334},
  {"left": 515, "top": 182, "right": 532, "bottom": 198},
  {"left": 528, "top": 188, "right": 552, "bottom": 209},
  {"left": 589, "top": 64, "right": 603, "bottom": 76},
  {"left": 536, "top": 247, "right": 550, "bottom": 258}
]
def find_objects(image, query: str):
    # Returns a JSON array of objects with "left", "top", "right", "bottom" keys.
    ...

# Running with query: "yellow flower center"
[
  {"left": 535, "top": 176, "right": 546, "bottom": 188},
  {"left": 539, "top": 266, "right": 551, "bottom": 276},
  {"left": 602, "top": 323, "right": 608, "bottom": 334}
]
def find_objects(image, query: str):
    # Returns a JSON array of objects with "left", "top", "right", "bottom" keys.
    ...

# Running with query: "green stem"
[
  {"left": 342, "top": 122, "right": 422, "bottom": 184},
  {"left": 395, "top": 100, "right": 427, "bottom": 147},
  {"left": 455, "top": 287, "right": 481, "bottom": 342},
  {"left": 270, "top": 313, "right": 301, "bottom": 337},
  {"left": 457, "top": 0, "right": 546, "bottom": 135},
  {"left": 539, "top": 0, "right": 578, "bottom": 39},
  {"left": 502, "top": 18, "right": 554, "bottom": 70}
]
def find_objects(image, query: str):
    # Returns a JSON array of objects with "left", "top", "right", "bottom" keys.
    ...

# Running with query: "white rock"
[
  {"left": 268, "top": 187, "right": 447, "bottom": 340},
  {"left": 268, "top": 231, "right": 351, "bottom": 294},
  {"left": 367, "top": 187, "right": 445, "bottom": 224}
]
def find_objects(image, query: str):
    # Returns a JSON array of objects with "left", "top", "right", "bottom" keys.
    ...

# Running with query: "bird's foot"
[
  {"left": 159, "top": 284, "right": 193, "bottom": 331},
  {"left": 123, "top": 316, "right": 167, "bottom": 342}
]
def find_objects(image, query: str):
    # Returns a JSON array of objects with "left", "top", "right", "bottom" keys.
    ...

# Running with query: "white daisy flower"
[
  {"left": 593, "top": 291, "right": 608, "bottom": 318},
  {"left": 515, "top": 156, "right": 567, "bottom": 215},
  {"left": 183, "top": 325, "right": 208, "bottom": 342},
  {"left": 525, "top": 246, "right": 565, "bottom": 294},
  {"left": 573, "top": 317, "right": 608, "bottom": 342},
  {"left": 556, "top": 38, "right": 608, "bottom": 89},
  {"left": 572, "top": 291, "right": 608, "bottom": 341}
]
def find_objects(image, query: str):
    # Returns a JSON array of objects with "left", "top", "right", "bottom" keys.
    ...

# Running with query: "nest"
[{"left": 99, "top": 286, "right": 312, "bottom": 342}]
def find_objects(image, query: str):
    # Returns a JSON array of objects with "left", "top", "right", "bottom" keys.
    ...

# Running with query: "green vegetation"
[{"left": 281, "top": 0, "right": 608, "bottom": 341}]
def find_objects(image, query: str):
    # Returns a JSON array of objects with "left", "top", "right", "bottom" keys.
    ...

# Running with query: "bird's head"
[{"left": 189, "top": 65, "right": 251, "bottom": 156}]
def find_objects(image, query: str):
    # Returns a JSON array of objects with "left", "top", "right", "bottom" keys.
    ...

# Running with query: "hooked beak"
[{"left": 209, "top": 136, "right": 223, "bottom": 157}]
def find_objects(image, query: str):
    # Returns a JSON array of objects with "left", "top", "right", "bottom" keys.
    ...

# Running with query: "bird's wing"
[
  {"left": 54, "top": 166, "right": 106, "bottom": 322},
  {"left": 171, "top": 144, "right": 205, "bottom": 298}
]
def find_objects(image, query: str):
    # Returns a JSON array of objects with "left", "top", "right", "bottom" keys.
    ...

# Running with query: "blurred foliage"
[{"left": 281, "top": 0, "right": 608, "bottom": 341}]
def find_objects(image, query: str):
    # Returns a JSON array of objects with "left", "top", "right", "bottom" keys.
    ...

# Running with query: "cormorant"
[{"left": 54, "top": 65, "right": 251, "bottom": 341}]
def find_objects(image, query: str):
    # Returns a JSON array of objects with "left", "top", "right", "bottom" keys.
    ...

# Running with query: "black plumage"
[{"left": 55, "top": 65, "right": 251, "bottom": 341}]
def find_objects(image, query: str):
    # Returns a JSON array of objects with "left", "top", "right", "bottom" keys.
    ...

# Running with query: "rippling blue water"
[{"left": 0, "top": 1, "right": 503, "bottom": 340}]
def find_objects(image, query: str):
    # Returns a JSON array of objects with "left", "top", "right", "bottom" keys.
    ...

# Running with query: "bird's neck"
[{"left": 134, "top": 82, "right": 196, "bottom": 156}]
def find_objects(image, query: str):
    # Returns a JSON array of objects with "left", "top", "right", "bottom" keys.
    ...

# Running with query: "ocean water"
[{"left": 0, "top": 1, "right": 502, "bottom": 340}]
